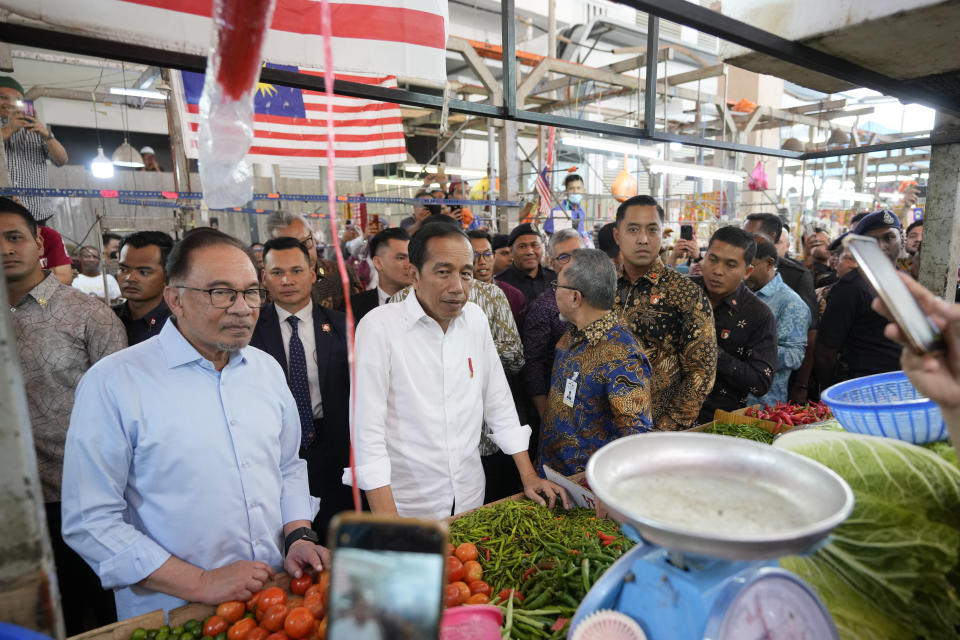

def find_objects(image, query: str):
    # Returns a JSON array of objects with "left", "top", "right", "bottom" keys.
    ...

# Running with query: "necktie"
[{"left": 286, "top": 316, "right": 315, "bottom": 447}]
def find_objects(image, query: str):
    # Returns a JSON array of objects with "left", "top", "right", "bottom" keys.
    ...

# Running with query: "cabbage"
[{"left": 774, "top": 430, "right": 960, "bottom": 640}]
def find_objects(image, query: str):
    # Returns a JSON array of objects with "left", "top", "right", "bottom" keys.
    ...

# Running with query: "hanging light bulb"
[{"left": 91, "top": 146, "right": 115, "bottom": 179}]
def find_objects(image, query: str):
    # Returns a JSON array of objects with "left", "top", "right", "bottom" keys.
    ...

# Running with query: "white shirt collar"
[
  {"left": 275, "top": 300, "right": 313, "bottom": 325},
  {"left": 376, "top": 286, "right": 391, "bottom": 306}
]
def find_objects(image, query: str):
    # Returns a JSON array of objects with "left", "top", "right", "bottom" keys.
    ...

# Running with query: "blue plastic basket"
[{"left": 821, "top": 371, "right": 946, "bottom": 443}]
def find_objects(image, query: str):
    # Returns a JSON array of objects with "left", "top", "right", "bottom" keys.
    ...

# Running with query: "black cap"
[
  {"left": 508, "top": 223, "right": 540, "bottom": 246},
  {"left": 491, "top": 233, "right": 509, "bottom": 251},
  {"left": 853, "top": 210, "right": 903, "bottom": 236},
  {"left": 828, "top": 232, "right": 847, "bottom": 252}
]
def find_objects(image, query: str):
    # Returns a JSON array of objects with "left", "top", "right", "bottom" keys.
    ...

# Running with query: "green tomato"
[
  {"left": 184, "top": 620, "right": 201, "bottom": 634},
  {"left": 214, "top": 633, "right": 227, "bottom": 640},
  {"left": 170, "top": 627, "right": 184, "bottom": 637},
  {"left": 179, "top": 632, "right": 195, "bottom": 640},
  {"left": 146, "top": 630, "right": 158, "bottom": 640},
  {"left": 155, "top": 632, "right": 169, "bottom": 640},
  {"left": 130, "top": 628, "right": 147, "bottom": 640},
  {"left": 158, "top": 627, "right": 171, "bottom": 635}
]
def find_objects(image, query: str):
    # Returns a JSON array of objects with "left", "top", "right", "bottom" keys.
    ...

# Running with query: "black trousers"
[
  {"left": 46, "top": 502, "right": 117, "bottom": 635},
  {"left": 482, "top": 451, "right": 523, "bottom": 503}
]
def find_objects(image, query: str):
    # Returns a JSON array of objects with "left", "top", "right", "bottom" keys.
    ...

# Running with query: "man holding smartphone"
[
  {"left": 816, "top": 210, "right": 904, "bottom": 386},
  {"left": 0, "top": 76, "right": 68, "bottom": 223}
]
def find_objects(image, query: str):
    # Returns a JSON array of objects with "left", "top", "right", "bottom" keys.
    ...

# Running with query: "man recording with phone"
[{"left": 0, "top": 76, "right": 68, "bottom": 224}]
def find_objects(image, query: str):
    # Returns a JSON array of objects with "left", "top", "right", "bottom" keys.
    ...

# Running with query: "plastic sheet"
[{"left": 198, "top": 0, "right": 277, "bottom": 209}]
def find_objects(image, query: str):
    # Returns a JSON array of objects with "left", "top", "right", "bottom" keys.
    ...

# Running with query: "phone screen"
[
  {"left": 843, "top": 234, "right": 944, "bottom": 352},
  {"left": 327, "top": 518, "right": 446, "bottom": 640},
  {"left": 680, "top": 224, "right": 694, "bottom": 241},
  {"left": 20, "top": 100, "right": 36, "bottom": 118}
]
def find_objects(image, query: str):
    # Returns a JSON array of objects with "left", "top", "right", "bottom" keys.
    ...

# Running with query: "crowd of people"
[{"left": 5, "top": 179, "right": 959, "bottom": 632}]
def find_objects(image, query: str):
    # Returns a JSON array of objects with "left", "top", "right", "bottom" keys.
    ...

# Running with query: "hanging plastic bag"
[
  {"left": 197, "top": 0, "right": 278, "bottom": 209},
  {"left": 748, "top": 160, "right": 768, "bottom": 192}
]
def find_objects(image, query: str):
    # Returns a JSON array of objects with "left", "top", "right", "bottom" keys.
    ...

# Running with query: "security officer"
[{"left": 815, "top": 210, "right": 904, "bottom": 386}]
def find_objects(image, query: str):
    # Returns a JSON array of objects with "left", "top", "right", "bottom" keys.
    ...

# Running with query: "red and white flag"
[
  {"left": 1, "top": 0, "right": 448, "bottom": 83},
  {"left": 174, "top": 67, "right": 407, "bottom": 166},
  {"left": 535, "top": 127, "right": 556, "bottom": 219}
]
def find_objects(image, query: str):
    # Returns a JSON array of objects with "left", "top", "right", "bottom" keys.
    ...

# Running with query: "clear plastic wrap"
[{"left": 198, "top": 0, "right": 277, "bottom": 209}]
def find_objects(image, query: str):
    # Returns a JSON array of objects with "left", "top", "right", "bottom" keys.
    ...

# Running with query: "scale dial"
[{"left": 709, "top": 570, "right": 837, "bottom": 640}]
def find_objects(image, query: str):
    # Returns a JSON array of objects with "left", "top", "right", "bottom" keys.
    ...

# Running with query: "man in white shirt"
[
  {"left": 72, "top": 244, "right": 121, "bottom": 302},
  {"left": 347, "top": 222, "right": 571, "bottom": 518},
  {"left": 350, "top": 227, "right": 412, "bottom": 324}
]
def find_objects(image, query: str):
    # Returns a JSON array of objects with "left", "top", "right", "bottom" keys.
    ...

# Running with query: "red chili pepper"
[
  {"left": 522, "top": 567, "right": 537, "bottom": 581},
  {"left": 783, "top": 415, "right": 794, "bottom": 426},
  {"left": 597, "top": 532, "right": 617, "bottom": 543},
  {"left": 584, "top": 531, "right": 591, "bottom": 539},
  {"left": 479, "top": 536, "right": 490, "bottom": 542},
  {"left": 485, "top": 548, "right": 491, "bottom": 561},
  {"left": 551, "top": 618, "right": 569, "bottom": 632},
  {"left": 568, "top": 549, "right": 580, "bottom": 555},
  {"left": 602, "top": 539, "right": 616, "bottom": 547}
]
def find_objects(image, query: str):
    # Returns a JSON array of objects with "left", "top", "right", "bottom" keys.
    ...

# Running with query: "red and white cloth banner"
[
  {"left": 1, "top": 0, "right": 448, "bottom": 84},
  {"left": 174, "top": 68, "right": 408, "bottom": 166}
]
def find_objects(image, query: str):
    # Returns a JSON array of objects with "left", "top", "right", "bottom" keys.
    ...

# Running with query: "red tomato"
[
  {"left": 447, "top": 557, "right": 465, "bottom": 582},
  {"left": 303, "top": 585, "right": 323, "bottom": 599},
  {"left": 463, "top": 560, "right": 483, "bottom": 583},
  {"left": 218, "top": 602, "right": 247, "bottom": 624},
  {"left": 283, "top": 607, "right": 315, "bottom": 639},
  {"left": 455, "top": 542, "right": 479, "bottom": 564},
  {"left": 261, "top": 604, "right": 290, "bottom": 633},
  {"left": 466, "top": 593, "right": 490, "bottom": 605},
  {"left": 468, "top": 580, "right": 491, "bottom": 596},
  {"left": 228, "top": 618, "right": 258, "bottom": 640},
  {"left": 290, "top": 575, "right": 313, "bottom": 596},
  {"left": 496, "top": 589, "right": 524, "bottom": 604},
  {"left": 203, "top": 615, "right": 229, "bottom": 637},
  {"left": 246, "top": 592, "right": 262, "bottom": 614},
  {"left": 314, "top": 618, "right": 327, "bottom": 640},
  {"left": 286, "top": 597, "right": 303, "bottom": 610},
  {"left": 451, "top": 581, "right": 471, "bottom": 604},
  {"left": 265, "top": 633, "right": 289, "bottom": 640},
  {"left": 316, "top": 572, "right": 331, "bottom": 608},
  {"left": 302, "top": 593, "right": 325, "bottom": 620},
  {"left": 258, "top": 588, "right": 287, "bottom": 620},
  {"left": 444, "top": 584, "right": 461, "bottom": 608},
  {"left": 447, "top": 543, "right": 456, "bottom": 557},
  {"left": 245, "top": 628, "right": 269, "bottom": 640}
]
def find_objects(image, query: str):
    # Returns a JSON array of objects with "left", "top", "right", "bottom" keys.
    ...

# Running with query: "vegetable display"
[
  {"left": 774, "top": 430, "right": 960, "bottom": 640},
  {"left": 449, "top": 500, "right": 634, "bottom": 638},
  {"left": 703, "top": 422, "right": 775, "bottom": 444},
  {"left": 743, "top": 401, "right": 833, "bottom": 430}
]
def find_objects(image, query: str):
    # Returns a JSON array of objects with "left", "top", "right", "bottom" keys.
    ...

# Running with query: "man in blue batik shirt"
[
  {"left": 539, "top": 249, "right": 652, "bottom": 476},
  {"left": 544, "top": 174, "right": 591, "bottom": 245},
  {"left": 62, "top": 230, "right": 328, "bottom": 619},
  {"left": 745, "top": 241, "right": 810, "bottom": 406}
]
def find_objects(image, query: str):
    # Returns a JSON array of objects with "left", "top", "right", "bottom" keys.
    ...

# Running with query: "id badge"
[{"left": 563, "top": 372, "right": 579, "bottom": 407}]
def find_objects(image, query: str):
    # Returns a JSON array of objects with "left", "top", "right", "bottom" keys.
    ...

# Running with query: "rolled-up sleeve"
[
  {"left": 62, "top": 367, "right": 172, "bottom": 589},
  {"left": 777, "top": 299, "right": 810, "bottom": 371},
  {"left": 343, "top": 315, "right": 393, "bottom": 490},
  {"left": 277, "top": 381, "right": 318, "bottom": 524},
  {"left": 481, "top": 313, "right": 532, "bottom": 455}
]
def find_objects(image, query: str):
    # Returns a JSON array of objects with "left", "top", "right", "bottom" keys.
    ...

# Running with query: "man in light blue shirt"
[
  {"left": 544, "top": 174, "right": 591, "bottom": 245},
  {"left": 62, "top": 229, "right": 326, "bottom": 619},
  {"left": 745, "top": 241, "right": 810, "bottom": 407}
]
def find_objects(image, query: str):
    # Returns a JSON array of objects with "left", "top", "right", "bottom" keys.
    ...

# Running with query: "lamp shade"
[
  {"left": 828, "top": 129, "right": 850, "bottom": 146},
  {"left": 112, "top": 140, "right": 145, "bottom": 167},
  {"left": 781, "top": 138, "right": 805, "bottom": 152},
  {"left": 91, "top": 146, "right": 115, "bottom": 179}
]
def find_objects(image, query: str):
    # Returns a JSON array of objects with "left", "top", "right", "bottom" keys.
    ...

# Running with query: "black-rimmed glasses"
[
  {"left": 177, "top": 286, "right": 269, "bottom": 309},
  {"left": 474, "top": 250, "right": 493, "bottom": 261},
  {"left": 551, "top": 281, "right": 579, "bottom": 293}
]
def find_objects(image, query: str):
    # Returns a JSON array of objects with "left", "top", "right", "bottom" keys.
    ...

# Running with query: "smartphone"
[
  {"left": 680, "top": 224, "right": 694, "bottom": 241},
  {"left": 326, "top": 513, "right": 448, "bottom": 640},
  {"left": 915, "top": 184, "right": 927, "bottom": 199},
  {"left": 19, "top": 99, "right": 35, "bottom": 118},
  {"left": 843, "top": 234, "right": 944, "bottom": 352}
]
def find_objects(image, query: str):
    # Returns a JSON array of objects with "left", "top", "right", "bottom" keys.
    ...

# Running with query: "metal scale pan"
[{"left": 586, "top": 432, "right": 855, "bottom": 560}]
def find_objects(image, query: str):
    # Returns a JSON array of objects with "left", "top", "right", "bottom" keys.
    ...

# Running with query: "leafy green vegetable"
[
  {"left": 774, "top": 430, "right": 960, "bottom": 640},
  {"left": 703, "top": 422, "right": 774, "bottom": 444},
  {"left": 924, "top": 440, "right": 960, "bottom": 468}
]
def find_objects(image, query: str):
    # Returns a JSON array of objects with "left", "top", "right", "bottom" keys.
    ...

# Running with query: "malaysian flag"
[
  {"left": 175, "top": 66, "right": 407, "bottom": 166},
  {"left": 2, "top": 0, "right": 447, "bottom": 83}
]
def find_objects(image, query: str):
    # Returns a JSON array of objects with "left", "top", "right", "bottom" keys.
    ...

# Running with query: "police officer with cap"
[{"left": 815, "top": 210, "right": 904, "bottom": 386}]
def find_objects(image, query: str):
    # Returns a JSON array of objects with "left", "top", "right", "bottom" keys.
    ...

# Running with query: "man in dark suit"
[
  {"left": 350, "top": 226, "right": 412, "bottom": 324},
  {"left": 250, "top": 237, "right": 356, "bottom": 536}
]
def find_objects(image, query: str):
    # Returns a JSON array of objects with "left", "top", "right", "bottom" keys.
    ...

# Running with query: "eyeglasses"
[
  {"left": 298, "top": 234, "right": 316, "bottom": 249},
  {"left": 178, "top": 286, "right": 269, "bottom": 309},
  {"left": 551, "top": 281, "right": 579, "bottom": 293},
  {"left": 554, "top": 253, "right": 572, "bottom": 265},
  {"left": 474, "top": 250, "right": 493, "bottom": 261}
]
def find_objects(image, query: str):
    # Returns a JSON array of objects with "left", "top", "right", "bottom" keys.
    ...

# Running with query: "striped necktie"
[{"left": 286, "top": 316, "right": 315, "bottom": 447}]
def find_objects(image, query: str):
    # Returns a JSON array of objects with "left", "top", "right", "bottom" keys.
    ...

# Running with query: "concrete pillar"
[
  {"left": 919, "top": 112, "right": 960, "bottom": 299},
  {"left": 0, "top": 268, "right": 64, "bottom": 638},
  {"left": 724, "top": 67, "right": 783, "bottom": 215},
  {"left": 498, "top": 121, "right": 520, "bottom": 230}
]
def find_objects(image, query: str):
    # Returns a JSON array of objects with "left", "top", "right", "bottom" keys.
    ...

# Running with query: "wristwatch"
[{"left": 284, "top": 527, "right": 320, "bottom": 555}]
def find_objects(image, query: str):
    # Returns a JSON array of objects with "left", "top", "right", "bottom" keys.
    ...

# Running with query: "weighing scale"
[{"left": 568, "top": 432, "right": 855, "bottom": 640}]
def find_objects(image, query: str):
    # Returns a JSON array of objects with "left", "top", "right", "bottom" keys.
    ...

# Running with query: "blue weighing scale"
[{"left": 568, "top": 432, "right": 855, "bottom": 640}]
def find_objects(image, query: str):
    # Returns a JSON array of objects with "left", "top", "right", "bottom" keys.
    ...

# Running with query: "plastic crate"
[{"left": 821, "top": 371, "right": 946, "bottom": 444}]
